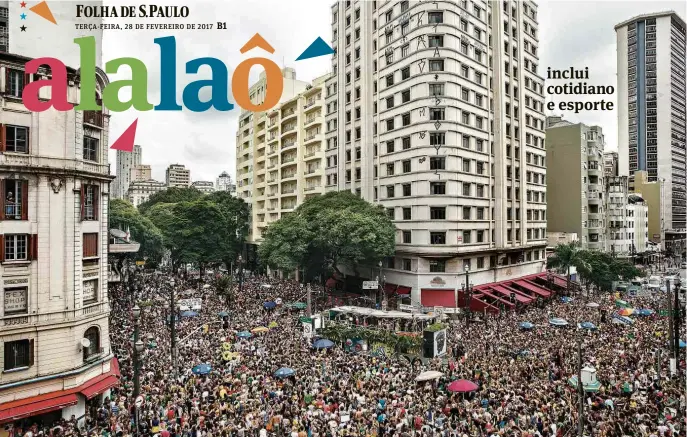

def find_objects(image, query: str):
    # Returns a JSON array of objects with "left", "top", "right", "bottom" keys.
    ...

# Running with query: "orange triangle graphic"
[
  {"left": 30, "top": 1, "right": 57, "bottom": 25},
  {"left": 239, "top": 33, "right": 274, "bottom": 54}
]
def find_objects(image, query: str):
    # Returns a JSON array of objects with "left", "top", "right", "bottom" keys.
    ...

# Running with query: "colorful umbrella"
[
  {"left": 251, "top": 326, "right": 269, "bottom": 333},
  {"left": 288, "top": 302, "right": 307, "bottom": 310},
  {"left": 192, "top": 364, "right": 212, "bottom": 375},
  {"left": 313, "top": 339, "right": 335, "bottom": 349},
  {"left": 415, "top": 371, "right": 444, "bottom": 382},
  {"left": 579, "top": 322, "right": 597, "bottom": 330},
  {"left": 519, "top": 322, "right": 534, "bottom": 330},
  {"left": 274, "top": 367, "right": 295, "bottom": 378},
  {"left": 268, "top": 321, "right": 279, "bottom": 328},
  {"left": 218, "top": 311, "right": 229, "bottom": 317},
  {"left": 586, "top": 302, "right": 600, "bottom": 308},
  {"left": 568, "top": 376, "right": 601, "bottom": 392},
  {"left": 446, "top": 379, "right": 479, "bottom": 393},
  {"left": 679, "top": 340, "right": 686, "bottom": 348},
  {"left": 636, "top": 309, "right": 654, "bottom": 316},
  {"left": 181, "top": 311, "right": 199, "bottom": 318},
  {"left": 560, "top": 297, "right": 573, "bottom": 304},
  {"left": 237, "top": 331, "right": 252, "bottom": 338},
  {"left": 263, "top": 301, "right": 277, "bottom": 309},
  {"left": 618, "top": 308, "right": 634, "bottom": 316}
]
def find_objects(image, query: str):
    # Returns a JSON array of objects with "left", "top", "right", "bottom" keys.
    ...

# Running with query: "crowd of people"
[{"left": 10, "top": 270, "right": 687, "bottom": 437}]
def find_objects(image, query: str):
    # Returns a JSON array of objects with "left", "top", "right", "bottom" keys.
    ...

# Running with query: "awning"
[
  {"left": 515, "top": 279, "right": 552, "bottom": 297},
  {"left": 421, "top": 289, "right": 455, "bottom": 307},
  {"left": 325, "top": 278, "right": 337, "bottom": 288},
  {"left": 81, "top": 375, "right": 120, "bottom": 399},
  {"left": 552, "top": 276, "right": 568, "bottom": 288},
  {"left": 478, "top": 288, "right": 515, "bottom": 308},
  {"left": 384, "top": 283, "right": 398, "bottom": 295},
  {"left": 490, "top": 285, "right": 531, "bottom": 303},
  {"left": 396, "top": 286, "right": 412, "bottom": 296},
  {"left": 0, "top": 393, "right": 78, "bottom": 423}
]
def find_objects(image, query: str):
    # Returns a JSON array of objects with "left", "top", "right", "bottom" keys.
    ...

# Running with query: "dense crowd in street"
[{"left": 11, "top": 271, "right": 687, "bottom": 437}]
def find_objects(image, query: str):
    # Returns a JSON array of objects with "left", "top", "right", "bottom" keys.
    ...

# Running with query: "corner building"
[
  {"left": 0, "top": 55, "right": 118, "bottom": 424},
  {"left": 326, "top": 0, "right": 548, "bottom": 304}
]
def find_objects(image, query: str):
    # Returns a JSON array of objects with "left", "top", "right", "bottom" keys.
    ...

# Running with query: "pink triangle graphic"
[{"left": 109, "top": 118, "right": 138, "bottom": 152}]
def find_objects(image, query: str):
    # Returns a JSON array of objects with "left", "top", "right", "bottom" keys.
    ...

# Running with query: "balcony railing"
[
  {"left": 282, "top": 108, "right": 297, "bottom": 117},
  {"left": 83, "top": 110, "right": 104, "bottom": 127},
  {"left": 282, "top": 142, "right": 297, "bottom": 149},
  {"left": 282, "top": 125, "right": 296, "bottom": 133},
  {"left": 4, "top": 203, "right": 22, "bottom": 219},
  {"left": 282, "top": 156, "right": 296, "bottom": 164},
  {"left": 305, "top": 186, "right": 319, "bottom": 192},
  {"left": 282, "top": 188, "right": 297, "bottom": 194}
]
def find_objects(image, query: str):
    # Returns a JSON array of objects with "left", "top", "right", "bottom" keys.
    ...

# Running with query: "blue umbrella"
[
  {"left": 313, "top": 339, "right": 335, "bottom": 349},
  {"left": 549, "top": 318, "right": 569, "bottom": 327},
  {"left": 218, "top": 311, "right": 229, "bottom": 317},
  {"left": 166, "top": 315, "right": 180, "bottom": 322},
  {"left": 237, "top": 331, "right": 252, "bottom": 338},
  {"left": 192, "top": 364, "right": 212, "bottom": 375},
  {"left": 519, "top": 322, "right": 534, "bottom": 330},
  {"left": 560, "top": 297, "right": 573, "bottom": 304},
  {"left": 263, "top": 301, "right": 277, "bottom": 309},
  {"left": 274, "top": 367, "right": 295, "bottom": 378},
  {"left": 680, "top": 340, "right": 686, "bottom": 348},
  {"left": 579, "top": 322, "right": 597, "bottom": 330},
  {"left": 636, "top": 309, "right": 654, "bottom": 316},
  {"left": 181, "top": 311, "right": 198, "bottom": 318}
]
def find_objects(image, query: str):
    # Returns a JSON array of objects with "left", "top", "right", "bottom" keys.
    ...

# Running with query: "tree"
[
  {"left": 109, "top": 198, "right": 164, "bottom": 263},
  {"left": 577, "top": 251, "right": 642, "bottom": 294},
  {"left": 137, "top": 187, "right": 204, "bottom": 215},
  {"left": 546, "top": 241, "right": 589, "bottom": 291},
  {"left": 259, "top": 192, "right": 396, "bottom": 280},
  {"left": 205, "top": 191, "right": 250, "bottom": 270}
]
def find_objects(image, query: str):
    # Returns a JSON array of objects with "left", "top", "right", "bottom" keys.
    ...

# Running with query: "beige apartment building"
[
  {"left": 129, "top": 164, "right": 151, "bottom": 183},
  {"left": 325, "top": 0, "right": 549, "bottom": 303},
  {"left": 631, "top": 170, "right": 664, "bottom": 245},
  {"left": 606, "top": 175, "right": 650, "bottom": 256},
  {"left": 165, "top": 164, "right": 191, "bottom": 188},
  {"left": 127, "top": 179, "right": 166, "bottom": 207},
  {"left": 191, "top": 180, "right": 215, "bottom": 193},
  {"left": 236, "top": 71, "right": 330, "bottom": 243},
  {"left": 545, "top": 116, "right": 606, "bottom": 251}
]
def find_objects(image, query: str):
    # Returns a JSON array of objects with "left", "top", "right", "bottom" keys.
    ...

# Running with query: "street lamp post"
[
  {"left": 462, "top": 265, "right": 472, "bottom": 324},
  {"left": 132, "top": 305, "right": 145, "bottom": 436},
  {"left": 169, "top": 278, "right": 177, "bottom": 376},
  {"left": 377, "top": 261, "right": 383, "bottom": 308},
  {"left": 238, "top": 255, "right": 244, "bottom": 299}
]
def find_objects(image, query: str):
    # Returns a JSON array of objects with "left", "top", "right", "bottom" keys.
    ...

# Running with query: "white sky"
[{"left": 99, "top": 0, "right": 686, "bottom": 183}]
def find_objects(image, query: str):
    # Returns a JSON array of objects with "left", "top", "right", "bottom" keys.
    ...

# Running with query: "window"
[
  {"left": 462, "top": 183, "right": 471, "bottom": 196},
  {"left": 462, "top": 160, "right": 470, "bottom": 173},
  {"left": 402, "top": 231, "right": 411, "bottom": 243},
  {"left": 4, "top": 234, "right": 30, "bottom": 261},
  {"left": 430, "top": 133, "right": 445, "bottom": 145},
  {"left": 402, "top": 207, "right": 411, "bottom": 220},
  {"left": 4, "top": 287, "right": 28, "bottom": 315},
  {"left": 386, "top": 163, "right": 395, "bottom": 176},
  {"left": 386, "top": 96, "right": 394, "bottom": 109},
  {"left": 6, "top": 69, "right": 26, "bottom": 98},
  {"left": 386, "top": 140, "right": 394, "bottom": 153},
  {"left": 387, "top": 208, "right": 395, "bottom": 219},
  {"left": 430, "top": 182, "right": 446, "bottom": 195},
  {"left": 430, "top": 207, "right": 446, "bottom": 220},
  {"left": 402, "top": 259, "right": 412, "bottom": 271},
  {"left": 402, "top": 183, "right": 411, "bottom": 196},
  {"left": 428, "top": 35, "right": 444, "bottom": 47},
  {"left": 402, "top": 160, "right": 411, "bottom": 173},
  {"left": 460, "top": 19, "right": 468, "bottom": 31},
  {"left": 428, "top": 11, "right": 443, "bottom": 24},
  {"left": 83, "top": 326, "right": 100, "bottom": 361},
  {"left": 4, "top": 339, "right": 33, "bottom": 370},
  {"left": 385, "top": 52, "right": 393, "bottom": 65},
  {"left": 429, "top": 60, "right": 444, "bottom": 71},
  {"left": 461, "top": 42, "right": 469, "bottom": 54},
  {"left": 83, "top": 136, "right": 99, "bottom": 162},
  {"left": 2, "top": 179, "right": 27, "bottom": 220},
  {"left": 386, "top": 118, "right": 395, "bottom": 131},
  {"left": 429, "top": 260, "right": 446, "bottom": 272},
  {"left": 400, "top": 90, "right": 410, "bottom": 103},
  {"left": 81, "top": 184, "right": 99, "bottom": 221},
  {"left": 401, "top": 67, "right": 410, "bottom": 80},
  {"left": 386, "top": 185, "right": 395, "bottom": 198},
  {"left": 402, "top": 113, "right": 410, "bottom": 126},
  {"left": 386, "top": 74, "right": 394, "bottom": 86},
  {"left": 477, "top": 207, "right": 484, "bottom": 220},
  {"left": 430, "top": 232, "right": 446, "bottom": 244},
  {"left": 401, "top": 23, "right": 409, "bottom": 36},
  {"left": 83, "top": 233, "right": 98, "bottom": 258},
  {"left": 477, "top": 230, "right": 484, "bottom": 243},
  {"left": 462, "top": 230, "right": 471, "bottom": 244},
  {"left": 429, "top": 108, "right": 445, "bottom": 121},
  {"left": 4, "top": 125, "right": 29, "bottom": 153},
  {"left": 429, "top": 157, "right": 445, "bottom": 170},
  {"left": 402, "top": 136, "right": 411, "bottom": 149},
  {"left": 477, "top": 257, "right": 485, "bottom": 268},
  {"left": 429, "top": 83, "right": 444, "bottom": 96}
]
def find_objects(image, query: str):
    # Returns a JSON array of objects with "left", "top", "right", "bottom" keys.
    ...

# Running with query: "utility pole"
[
  {"left": 169, "top": 278, "right": 177, "bottom": 377},
  {"left": 672, "top": 279, "right": 681, "bottom": 368},
  {"left": 666, "top": 279, "right": 676, "bottom": 375},
  {"left": 306, "top": 283, "right": 312, "bottom": 317},
  {"left": 577, "top": 332, "right": 584, "bottom": 437}
]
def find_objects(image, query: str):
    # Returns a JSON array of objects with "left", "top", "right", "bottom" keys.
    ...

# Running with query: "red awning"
[
  {"left": 396, "top": 286, "right": 411, "bottom": 296},
  {"left": 515, "top": 279, "right": 552, "bottom": 297},
  {"left": 491, "top": 285, "right": 532, "bottom": 303},
  {"left": 478, "top": 288, "right": 515, "bottom": 307},
  {"left": 552, "top": 276, "right": 568, "bottom": 288},
  {"left": 421, "top": 289, "right": 455, "bottom": 307},
  {"left": 325, "top": 278, "right": 337, "bottom": 288},
  {"left": 111, "top": 357, "right": 121, "bottom": 377},
  {"left": 384, "top": 283, "right": 398, "bottom": 295},
  {"left": 0, "top": 393, "right": 78, "bottom": 423},
  {"left": 81, "top": 375, "right": 120, "bottom": 399}
]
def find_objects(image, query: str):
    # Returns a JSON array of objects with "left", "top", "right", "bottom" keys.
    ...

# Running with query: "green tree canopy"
[
  {"left": 108, "top": 198, "right": 164, "bottom": 262},
  {"left": 259, "top": 191, "right": 396, "bottom": 279},
  {"left": 547, "top": 241, "right": 588, "bottom": 290},
  {"left": 137, "top": 187, "right": 204, "bottom": 215}
]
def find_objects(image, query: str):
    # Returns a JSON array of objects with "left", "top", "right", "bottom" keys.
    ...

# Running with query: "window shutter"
[
  {"left": 25, "top": 127, "right": 30, "bottom": 154},
  {"left": 23, "top": 73, "right": 31, "bottom": 94},
  {"left": 0, "top": 179, "right": 5, "bottom": 221},
  {"left": 80, "top": 184, "right": 85, "bottom": 221},
  {"left": 4, "top": 68, "right": 9, "bottom": 94},
  {"left": 93, "top": 186, "right": 99, "bottom": 220},
  {"left": 29, "top": 234, "right": 37, "bottom": 260},
  {"left": 28, "top": 339, "right": 35, "bottom": 367},
  {"left": 0, "top": 234, "right": 5, "bottom": 262},
  {"left": 0, "top": 124, "right": 5, "bottom": 152},
  {"left": 21, "top": 180, "right": 28, "bottom": 220}
]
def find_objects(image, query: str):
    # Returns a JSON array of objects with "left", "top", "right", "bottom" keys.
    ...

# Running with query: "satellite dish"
[
  {"left": 81, "top": 338, "right": 91, "bottom": 348},
  {"left": 110, "top": 229, "right": 127, "bottom": 238}
]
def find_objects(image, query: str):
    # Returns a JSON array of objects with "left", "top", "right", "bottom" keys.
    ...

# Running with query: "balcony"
[
  {"left": 281, "top": 108, "right": 298, "bottom": 122},
  {"left": 267, "top": 178, "right": 278, "bottom": 184},
  {"left": 282, "top": 173, "right": 296, "bottom": 180},
  {"left": 4, "top": 203, "right": 22, "bottom": 220},
  {"left": 304, "top": 151, "right": 318, "bottom": 159},
  {"left": 282, "top": 141, "right": 297, "bottom": 150},
  {"left": 282, "top": 156, "right": 296, "bottom": 165},
  {"left": 83, "top": 110, "right": 104, "bottom": 127},
  {"left": 304, "top": 131, "right": 322, "bottom": 143},
  {"left": 282, "top": 125, "right": 297, "bottom": 135},
  {"left": 305, "top": 168, "right": 320, "bottom": 175},
  {"left": 282, "top": 204, "right": 296, "bottom": 211},
  {"left": 282, "top": 187, "right": 297, "bottom": 194},
  {"left": 305, "top": 186, "right": 320, "bottom": 192},
  {"left": 304, "top": 115, "right": 321, "bottom": 126}
]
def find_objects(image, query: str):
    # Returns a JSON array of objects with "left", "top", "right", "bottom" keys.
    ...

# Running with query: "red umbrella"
[{"left": 447, "top": 379, "right": 479, "bottom": 393}]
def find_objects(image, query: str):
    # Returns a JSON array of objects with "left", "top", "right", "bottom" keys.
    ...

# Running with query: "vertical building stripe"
[{"left": 636, "top": 20, "right": 646, "bottom": 171}]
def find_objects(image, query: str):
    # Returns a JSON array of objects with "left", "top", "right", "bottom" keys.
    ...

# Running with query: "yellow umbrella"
[
  {"left": 222, "top": 351, "right": 240, "bottom": 361},
  {"left": 222, "top": 342, "right": 232, "bottom": 351},
  {"left": 268, "top": 321, "right": 279, "bottom": 328},
  {"left": 251, "top": 326, "right": 269, "bottom": 333}
]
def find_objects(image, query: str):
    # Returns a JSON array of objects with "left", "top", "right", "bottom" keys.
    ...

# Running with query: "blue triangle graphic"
[{"left": 296, "top": 37, "right": 335, "bottom": 61}]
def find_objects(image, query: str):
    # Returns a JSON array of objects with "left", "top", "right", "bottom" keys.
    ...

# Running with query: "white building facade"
[
  {"left": 615, "top": 11, "right": 687, "bottom": 231},
  {"left": 191, "top": 180, "right": 215, "bottom": 193},
  {"left": 325, "top": 0, "right": 548, "bottom": 303},
  {"left": 606, "top": 175, "right": 650, "bottom": 256},
  {"left": 127, "top": 179, "right": 166, "bottom": 207},
  {"left": 113, "top": 145, "right": 142, "bottom": 199},
  {"left": 0, "top": 55, "right": 118, "bottom": 425},
  {"left": 165, "top": 164, "right": 191, "bottom": 188},
  {"left": 216, "top": 171, "right": 236, "bottom": 195}
]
